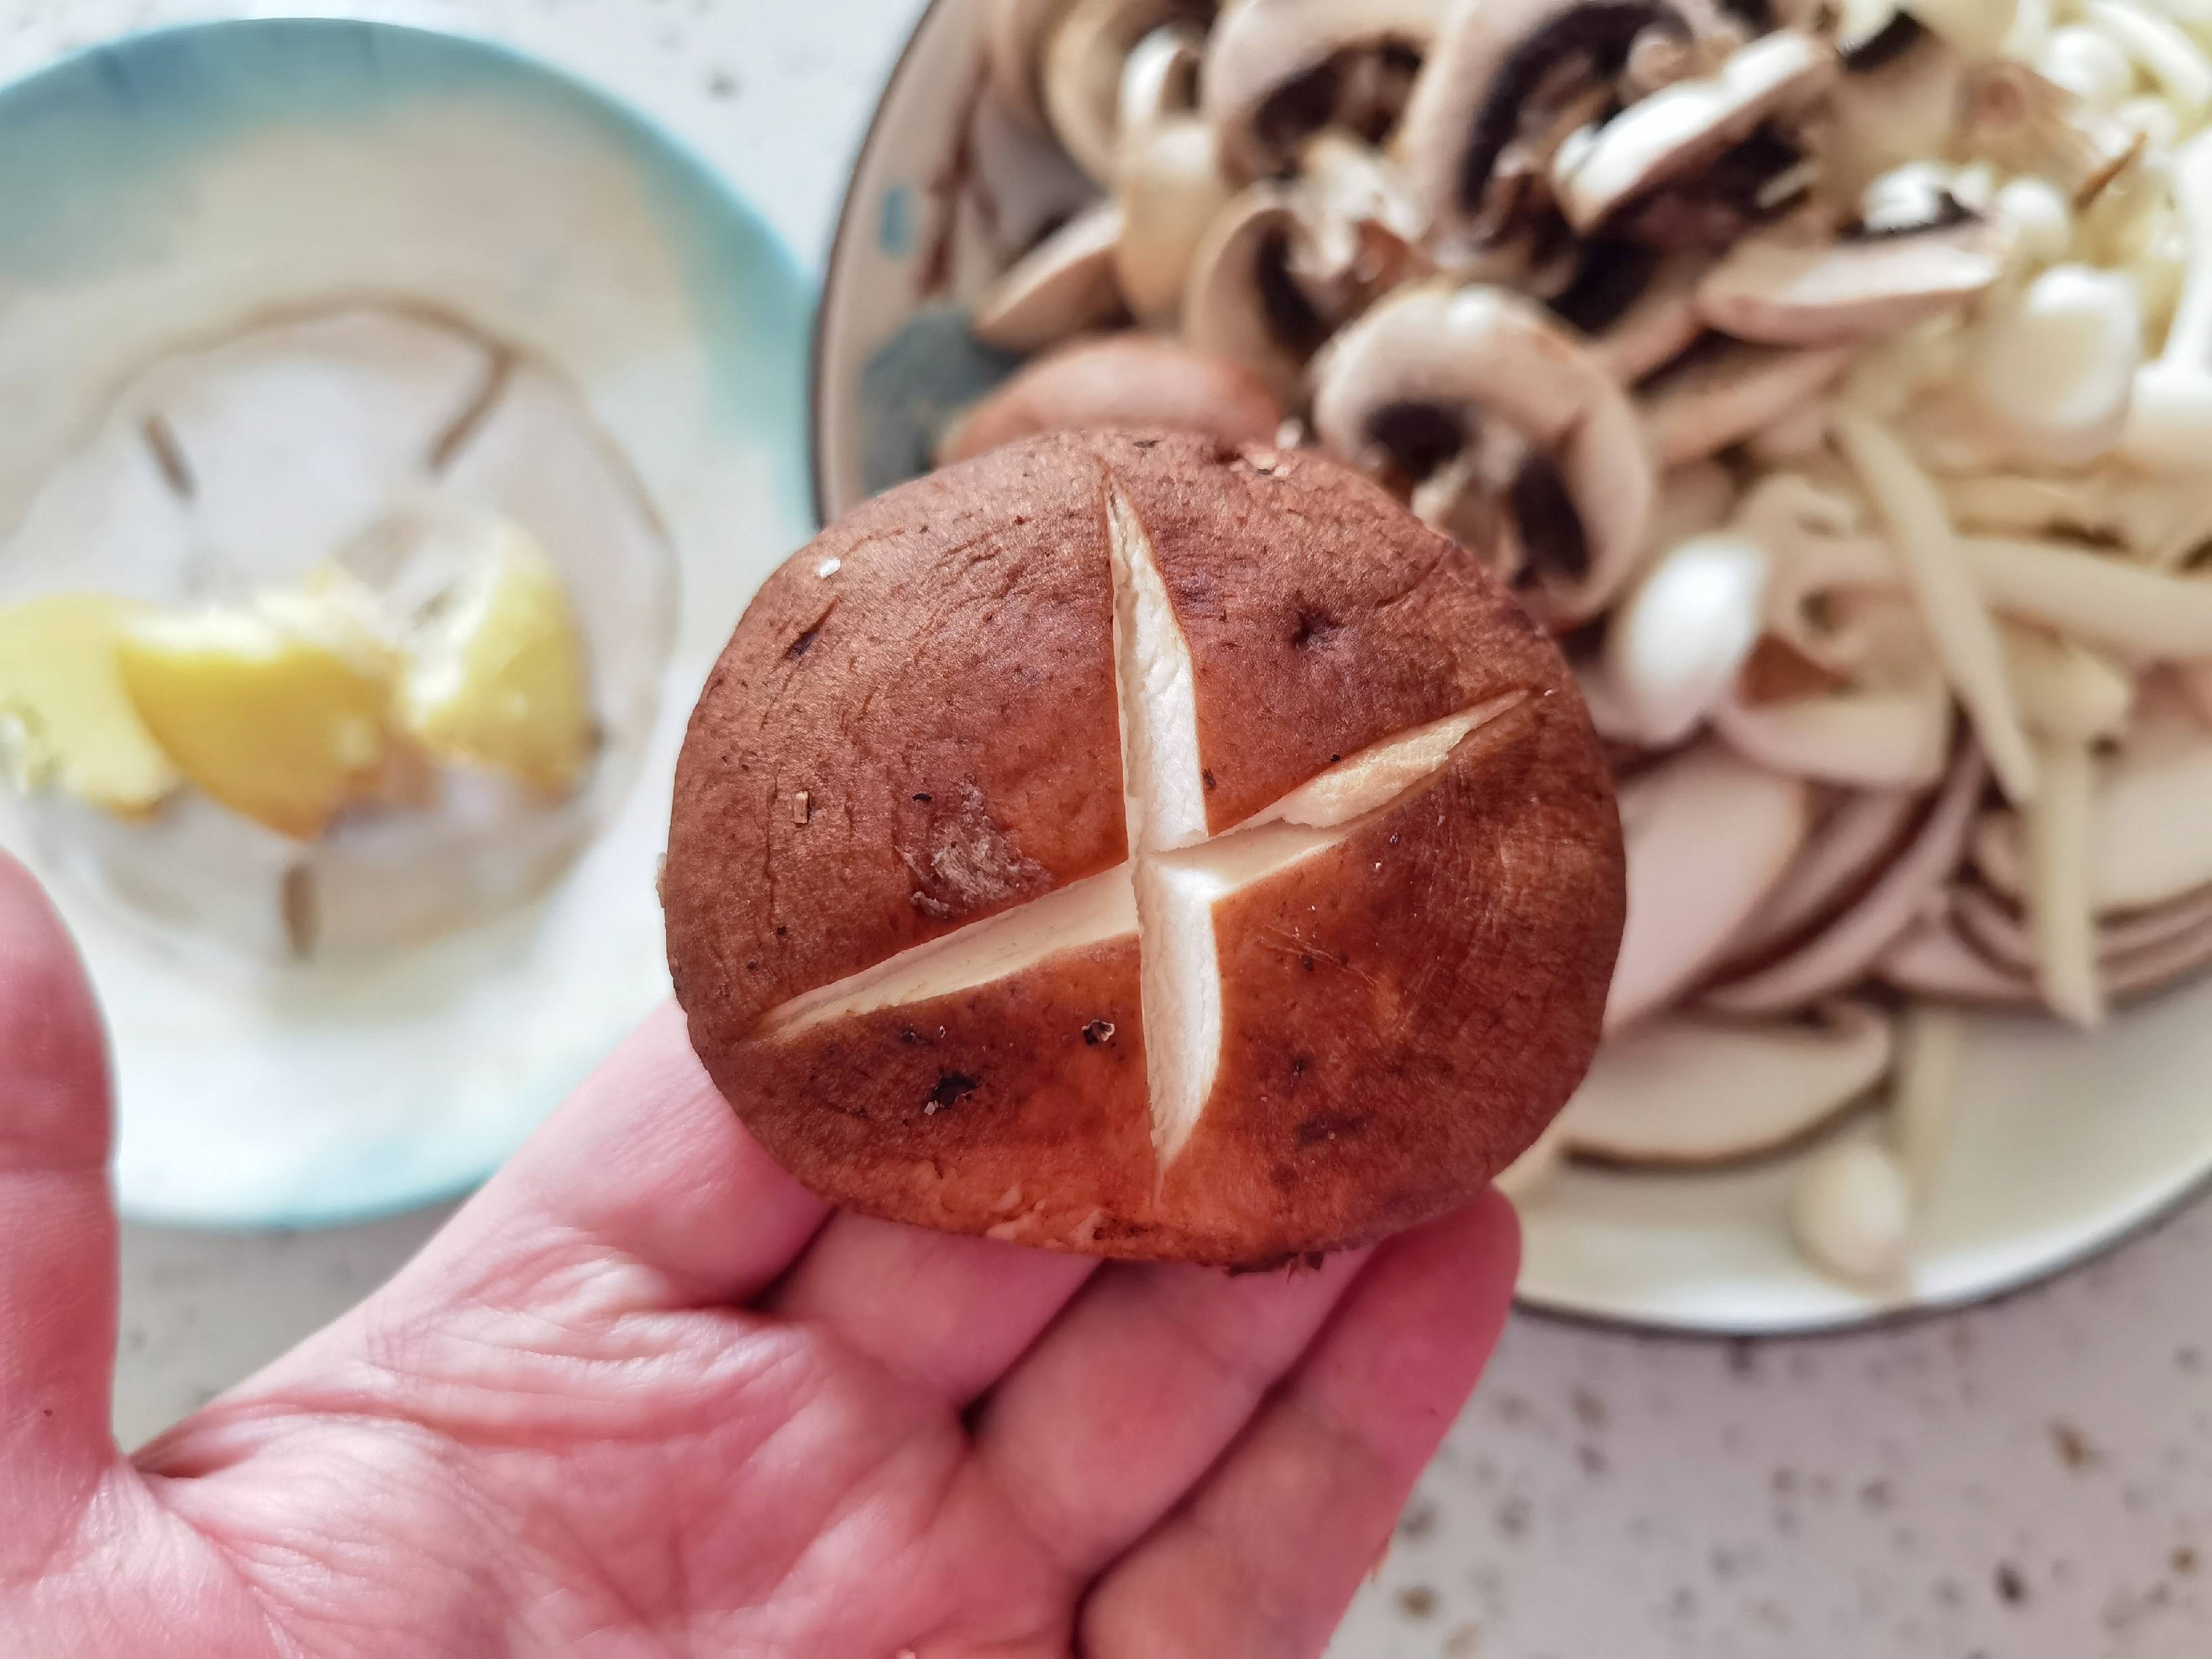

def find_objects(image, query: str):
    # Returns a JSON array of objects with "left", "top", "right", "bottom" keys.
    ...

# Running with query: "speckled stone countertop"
[{"left": 8, "top": 0, "right": 2205, "bottom": 1652}]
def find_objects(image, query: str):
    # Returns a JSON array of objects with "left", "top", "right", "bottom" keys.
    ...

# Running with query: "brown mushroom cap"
[
  {"left": 935, "top": 334, "right": 1286, "bottom": 464},
  {"left": 664, "top": 432, "right": 1623, "bottom": 1265}
]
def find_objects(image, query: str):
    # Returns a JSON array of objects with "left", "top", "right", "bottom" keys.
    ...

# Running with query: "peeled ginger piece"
[
  {"left": 398, "top": 518, "right": 594, "bottom": 796},
  {"left": 0, "top": 594, "right": 180, "bottom": 814},
  {"left": 117, "top": 573, "right": 398, "bottom": 840}
]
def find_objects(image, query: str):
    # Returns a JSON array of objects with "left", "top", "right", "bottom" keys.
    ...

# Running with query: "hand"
[{"left": 0, "top": 853, "right": 1515, "bottom": 1657}]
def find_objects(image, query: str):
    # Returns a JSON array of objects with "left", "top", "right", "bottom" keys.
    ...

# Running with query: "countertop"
[{"left": 7, "top": 0, "right": 2205, "bottom": 1652}]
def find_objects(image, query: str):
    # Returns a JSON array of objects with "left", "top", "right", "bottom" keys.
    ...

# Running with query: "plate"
[
  {"left": 0, "top": 20, "right": 813, "bottom": 1226},
  {"left": 808, "top": 0, "right": 2212, "bottom": 1333}
]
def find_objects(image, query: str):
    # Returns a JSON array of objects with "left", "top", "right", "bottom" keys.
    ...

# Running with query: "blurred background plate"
[
  {"left": 0, "top": 19, "right": 813, "bottom": 1225},
  {"left": 809, "top": 0, "right": 2212, "bottom": 1334}
]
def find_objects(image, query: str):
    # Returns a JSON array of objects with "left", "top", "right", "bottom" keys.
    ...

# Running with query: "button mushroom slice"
[
  {"left": 1561, "top": 1000, "right": 1896, "bottom": 1166},
  {"left": 1118, "top": 18, "right": 1207, "bottom": 146},
  {"left": 1114, "top": 118, "right": 1236, "bottom": 321},
  {"left": 989, "top": 0, "right": 1082, "bottom": 134},
  {"left": 1202, "top": 0, "right": 1445, "bottom": 182},
  {"left": 1814, "top": 15, "right": 1967, "bottom": 203},
  {"left": 1181, "top": 186, "right": 1340, "bottom": 396},
  {"left": 935, "top": 334, "right": 1286, "bottom": 465},
  {"left": 1971, "top": 732, "right": 2212, "bottom": 912},
  {"left": 1700, "top": 745, "right": 1986, "bottom": 1014},
  {"left": 1549, "top": 242, "right": 1715, "bottom": 381},
  {"left": 971, "top": 201, "right": 1130, "bottom": 352},
  {"left": 1603, "top": 529, "right": 1769, "bottom": 745},
  {"left": 1045, "top": 0, "right": 1215, "bottom": 183},
  {"left": 1551, "top": 30, "right": 1839, "bottom": 234},
  {"left": 1397, "top": 0, "right": 1696, "bottom": 250},
  {"left": 1696, "top": 208, "right": 2013, "bottom": 346},
  {"left": 1639, "top": 336, "right": 1853, "bottom": 465},
  {"left": 1311, "top": 281, "right": 1658, "bottom": 624},
  {"left": 1606, "top": 737, "right": 1814, "bottom": 1028}
]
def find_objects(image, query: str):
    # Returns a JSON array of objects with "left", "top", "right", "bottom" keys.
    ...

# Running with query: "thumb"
[{"left": 0, "top": 852, "right": 120, "bottom": 1524}]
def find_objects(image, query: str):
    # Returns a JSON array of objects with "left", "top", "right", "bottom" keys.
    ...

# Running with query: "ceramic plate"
[
  {"left": 808, "top": 0, "right": 2212, "bottom": 1334},
  {"left": 0, "top": 20, "right": 813, "bottom": 1226}
]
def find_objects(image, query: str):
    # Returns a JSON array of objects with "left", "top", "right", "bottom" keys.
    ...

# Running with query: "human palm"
[{"left": 0, "top": 855, "right": 1515, "bottom": 1656}]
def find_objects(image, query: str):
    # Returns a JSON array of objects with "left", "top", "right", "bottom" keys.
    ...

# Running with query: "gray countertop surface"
[{"left": 7, "top": 0, "right": 2205, "bottom": 1652}]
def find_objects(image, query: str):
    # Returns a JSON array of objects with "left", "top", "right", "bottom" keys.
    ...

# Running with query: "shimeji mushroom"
[
  {"left": 2120, "top": 130, "right": 2212, "bottom": 469},
  {"left": 1603, "top": 528, "right": 1769, "bottom": 745},
  {"left": 1962, "top": 264, "right": 2143, "bottom": 464}
]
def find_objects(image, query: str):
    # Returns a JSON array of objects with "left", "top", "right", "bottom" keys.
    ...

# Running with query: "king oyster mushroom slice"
[
  {"left": 1953, "top": 878, "right": 2212, "bottom": 975},
  {"left": 1714, "top": 783, "right": 1928, "bottom": 970},
  {"left": 1202, "top": 0, "right": 1444, "bottom": 182},
  {"left": 1045, "top": 0, "right": 1216, "bottom": 184},
  {"left": 1606, "top": 737, "right": 1815, "bottom": 1029},
  {"left": 1971, "top": 729, "right": 2212, "bottom": 912},
  {"left": 1700, "top": 744, "right": 1987, "bottom": 1014},
  {"left": 1639, "top": 336, "right": 1854, "bottom": 464},
  {"left": 1877, "top": 905, "right": 2042, "bottom": 1004},
  {"left": 1310, "top": 279, "right": 1658, "bottom": 623},
  {"left": 1560, "top": 1000, "right": 1896, "bottom": 1166},
  {"left": 1549, "top": 30, "right": 1839, "bottom": 235},
  {"left": 1696, "top": 203, "right": 2013, "bottom": 345},
  {"left": 1397, "top": 0, "right": 1703, "bottom": 251},
  {"left": 970, "top": 201, "right": 1129, "bottom": 352},
  {"left": 1711, "top": 606, "right": 1955, "bottom": 790}
]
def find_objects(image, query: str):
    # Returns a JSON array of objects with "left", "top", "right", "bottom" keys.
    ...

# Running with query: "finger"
[
  {"left": 1082, "top": 1193, "right": 1519, "bottom": 1659},
  {"left": 967, "top": 1244, "right": 1374, "bottom": 1576},
  {"left": 0, "top": 853, "right": 121, "bottom": 1491},
  {"left": 390, "top": 1002, "right": 829, "bottom": 1310},
  {"left": 767, "top": 1215, "right": 1097, "bottom": 1401}
]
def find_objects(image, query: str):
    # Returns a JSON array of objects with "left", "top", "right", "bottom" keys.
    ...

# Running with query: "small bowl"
[
  {"left": 811, "top": 0, "right": 2212, "bottom": 1334},
  {"left": 0, "top": 20, "right": 813, "bottom": 1226}
]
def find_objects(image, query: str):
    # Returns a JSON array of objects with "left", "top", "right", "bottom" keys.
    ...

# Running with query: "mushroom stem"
[
  {"left": 2120, "top": 131, "right": 2212, "bottom": 469},
  {"left": 1959, "top": 533, "right": 2212, "bottom": 657},
  {"left": 2085, "top": 0, "right": 2212, "bottom": 115},
  {"left": 1836, "top": 411, "right": 2041, "bottom": 806},
  {"left": 1889, "top": 999, "right": 1966, "bottom": 1197},
  {"left": 1999, "top": 621, "right": 2133, "bottom": 741},
  {"left": 2022, "top": 731, "right": 2105, "bottom": 1025}
]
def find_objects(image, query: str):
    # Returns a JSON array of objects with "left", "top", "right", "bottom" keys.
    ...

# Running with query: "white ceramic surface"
[
  {"left": 0, "top": 20, "right": 815, "bottom": 1225},
  {"left": 809, "top": 0, "right": 2212, "bottom": 1334}
]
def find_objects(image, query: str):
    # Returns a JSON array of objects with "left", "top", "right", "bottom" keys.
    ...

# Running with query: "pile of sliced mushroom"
[{"left": 958, "top": 0, "right": 2212, "bottom": 1285}]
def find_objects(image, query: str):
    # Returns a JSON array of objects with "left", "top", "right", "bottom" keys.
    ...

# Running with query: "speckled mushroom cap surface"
[{"left": 663, "top": 432, "right": 1624, "bottom": 1265}]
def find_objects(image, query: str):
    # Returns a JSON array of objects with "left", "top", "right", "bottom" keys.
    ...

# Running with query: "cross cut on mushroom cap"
[{"left": 664, "top": 433, "right": 1623, "bottom": 1266}]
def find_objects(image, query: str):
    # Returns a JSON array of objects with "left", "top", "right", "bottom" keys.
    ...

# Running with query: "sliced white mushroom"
[
  {"left": 1118, "top": 19, "right": 1206, "bottom": 145},
  {"left": 1877, "top": 903, "right": 2041, "bottom": 1002},
  {"left": 1697, "top": 210, "right": 2012, "bottom": 346},
  {"left": 1551, "top": 32, "right": 1840, "bottom": 232},
  {"left": 1606, "top": 739, "right": 1814, "bottom": 1029},
  {"left": 1602, "top": 529, "right": 1768, "bottom": 746},
  {"left": 1972, "top": 731, "right": 2212, "bottom": 910},
  {"left": 1835, "top": 411, "right": 2041, "bottom": 806},
  {"left": 989, "top": 0, "right": 1082, "bottom": 134},
  {"left": 1641, "top": 340, "right": 1855, "bottom": 466},
  {"left": 1563, "top": 1001, "right": 1896, "bottom": 1165},
  {"left": 1962, "top": 262, "right": 2142, "bottom": 464},
  {"left": 1044, "top": 0, "right": 1200, "bottom": 182},
  {"left": 1702, "top": 744, "right": 1986, "bottom": 1014},
  {"left": 1311, "top": 281, "right": 1658, "bottom": 626},
  {"left": 1182, "top": 186, "right": 1339, "bottom": 398},
  {"left": 1578, "top": 250, "right": 1714, "bottom": 384},
  {"left": 1113, "top": 119, "right": 1235, "bottom": 322},
  {"left": 1201, "top": 0, "right": 1441, "bottom": 181},
  {"left": 970, "top": 201, "right": 1128, "bottom": 352}
]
